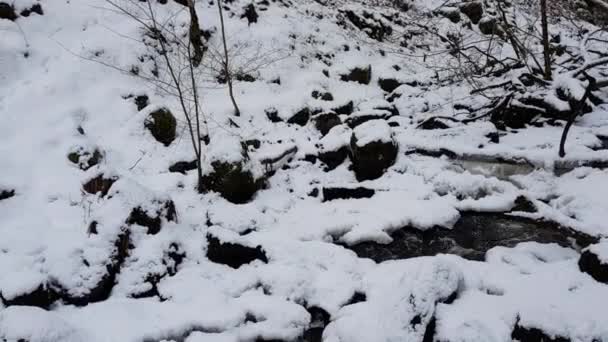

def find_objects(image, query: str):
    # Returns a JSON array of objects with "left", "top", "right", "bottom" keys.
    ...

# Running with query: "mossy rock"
[
  {"left": 201, "top": 161, "right": 264, "bottom": 204},
  {"left": 145, "top": 108, "right": 176, "bottom": 146}
]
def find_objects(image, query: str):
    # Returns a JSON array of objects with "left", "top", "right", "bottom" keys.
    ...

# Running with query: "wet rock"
[
  {"left": 322, "top": 187, "right": 375, "bottom": 202},
  {"left": 201, "top": 161, "right": 263, "bottom": 204},
  {"left": 145, "top": 108, "right": 177, "bottom": 146},
  {"left": 206, "top": 234, "right": 268, "bottom": 269},
  {"left": 459, "top": 1, "right": 483, "bottom": 24},
  {"left": 67, "top": 147, "right": 102, "bottom": 171},
  {"left": 378, "top": 78, "right": 403, "bottom": 93},
  {"left": 314, "top": 112, "right": 342, "bottom": 136},
  {"left": 20, "top": 3, "right": 43, "bottom": 17},
  {"left": 288, "top": 108, "right": 312, "bottom": 126},
  {"left": 511, "top": 323, "right": 570, "bottom": 342},
  {"left": 0, "top": 188, "right": 15, "bottom": 201},
  {"left": 0, "top": 2, "right": 17, "bottom": 21},
  {"left": 349, "top": 120, "right": 397, "bottom": 181},
  {"left": 346, "top": 291, "right": 367, "bottom": 305},
  {"left": 126, "top": 199, "right": 177, "bottom": 235},
  {"left": 312, "top": 90, "right": 334, "bottom": 101},
  {"left": 347, "top": 213, "right": 597, "bottom": 262},
  {"left": 0, "top": 284, "right": 59, "bottom": 309},
  {"left": 511, "top": 196, "right": 536, "bottom": 213},
  {"left": 169, "top": 160, "right": 197, "bottom": 174},
  {"left": 579, "top": 244, "right": 608, "bottom": 284},
  {"left": 340, "top": 65, "right": 372, "bottom": 85},
  {"left": 241, "top": 3, "right": 258, "bottom": 25},
  {"left": 82, "top": 174, "right": 117, "bottom": 197},
  {"left": 332, "top": 101, "right": 354, "bottom": 115},
  {"left": 318, "top": 146, "right": 348, "bottom": 171},
  {"left": 265, "top": 107, "right": 282, "bottom": 123}
]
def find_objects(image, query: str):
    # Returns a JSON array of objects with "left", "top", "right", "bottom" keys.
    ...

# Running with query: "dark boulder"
[
  {"left": 314, "top": 112, "right": 342, "bottom": 136},
  {"left": 349, "top": 121, "right": 398, "bottom": 181},
  {"left": 83, "top": 174, "right": 117, "bottom": 197},
  {"left": 0, "top": 188, "right": 15, "bottom": 201},
  {"left": 20, "top": 3, "right": 43, "bottom": 17},
  {"left": 201, "top": 161, "right": 263, "bottom": 204},
  {"left": 579, "top": 245, "right": 608, "bottom": 284},
  {"left": 312, "top": 90, "right": 334, "bottom": 101},
  {"left": 288, "top": 107, "right": 312, "bottom": 126},
  {"left": 126, "top": 199, "right": 177, "bottom": 235},
  {"left": 0, "top": 2, "right": 17, "bottom": 21},
  {"left": 302, "top": 306, "right": 330, "bottom": 342},
  {"left": 419, "top": 117, "right": 450, "bottom": 130},
  {"left": 511, "top": 196, "right": 536, "bottom": 213},
  {"left": 134, "top": 95, "right": 149, "bottom": 111},
  {"left": 459, "top": 1, "right": 483, "bottom": 24},
  {"left": 0, "top": 283, "right": 59, "bottom": 309},
  {"left": 511, "top": 323, "right": 570, "bottom": 342},
  {"left": 322, "top": 187, "right": 375, "bottom": 202},
  {"left": 265, "top": 107, "right": 282, "bottom": 123},
  {"left": 340, "top": 65, "right": 372, "bottom": 85},
  {"left": 478, "top": 17, "right": 502, "bottom": 36},
  {"left": 68, "top": 147, "right": 102, "bottom": 171},
  {"left": 318, "top": 146, "right": 349, "bottom": 171},
  {"left": 333, "top": 101, "right": 354, "bottom": 115},
  {"left": 145, "top": 108, "right": 177, "bottom": 146},
  {"left": 169, "top": 160, "right": 197, "bottom": 174},
  {"left": 378, "top": 78, "right": 403, "bottom": 93},
  {"left": 206, "top": 234, "right": 268, "bottom": 269},
  {"left": 241, "top": 3, "right": 258, "bottom": 25}
]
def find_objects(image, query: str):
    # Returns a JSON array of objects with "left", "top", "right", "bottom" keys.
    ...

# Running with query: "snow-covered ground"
[{"left": 2, "top": 0, "right": 608, "bottom": 341}]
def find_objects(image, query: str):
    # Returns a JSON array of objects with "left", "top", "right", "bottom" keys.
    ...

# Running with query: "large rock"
[
  {"left": 349, "top": 120, "right": 398, "bottom": 181},
  {"left": 0, "top": 2, "right": 17, "bottom": 21},
  {"left": 314, "top": 112, "right": 342, "bottom": 136},
  {"left": 206, "top": 234, "right": 268, "bottom": 269},
  {"left": 201, "top": 161, "right": 263, "bottom": 204},
  {"left": 579, "top": 241, "right": 608, "bottom": 284},
  {"left": 459, "top": 1, "right": 483, "bottom": 24},
  {"left": 340, "top": 65, "right": 372, "bottom": 85},
  {"left": 145, "top": 108, "right": 177, "bottom": 146}
]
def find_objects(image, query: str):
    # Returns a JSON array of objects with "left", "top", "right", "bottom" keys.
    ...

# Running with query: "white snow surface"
[{"left": 2, "top": 0, "right": 608, "bottom": 341}]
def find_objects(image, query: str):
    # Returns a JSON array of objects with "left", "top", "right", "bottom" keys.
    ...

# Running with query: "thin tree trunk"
[
  {"left": 217, "top": 0, "right": 241, "bottom": 116},
  {"left": 187, "top": 0, "right": 204, "bottom": 67},
  {"left": 540, "top": 0, "right": 552, "bottom": 80}
]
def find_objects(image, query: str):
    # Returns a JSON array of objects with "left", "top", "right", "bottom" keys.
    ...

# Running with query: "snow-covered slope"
[{"left": 2, "top": 0, "right": 608, "bottom": 341}]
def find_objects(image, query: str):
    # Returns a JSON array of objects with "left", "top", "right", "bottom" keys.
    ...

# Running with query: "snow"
[{"left": 2, "top": 0, "right": 608, "bottom": 341}]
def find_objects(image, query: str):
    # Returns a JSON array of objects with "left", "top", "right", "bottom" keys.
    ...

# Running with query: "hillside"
[{"left": 2, "top": 0, "right": 608, "bottom": 341}]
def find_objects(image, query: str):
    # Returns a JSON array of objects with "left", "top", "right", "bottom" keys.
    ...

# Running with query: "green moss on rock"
[{"left": 145, "top": 108, "right": 177, "bottom": 146}]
